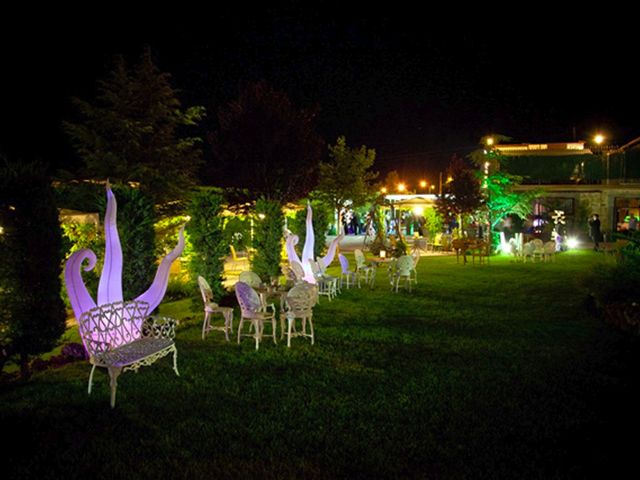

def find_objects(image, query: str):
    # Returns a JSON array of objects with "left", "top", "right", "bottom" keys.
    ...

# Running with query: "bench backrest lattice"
[{"left": 79, "top": 300, "right": 150, "bottom": 356}]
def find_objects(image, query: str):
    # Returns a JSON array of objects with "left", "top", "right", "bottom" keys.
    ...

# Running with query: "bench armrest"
[{"left": 142, "top": 316, "right": 177, "bottom": 339}]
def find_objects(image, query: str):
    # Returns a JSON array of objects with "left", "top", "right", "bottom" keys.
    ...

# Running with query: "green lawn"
[{"left": 2, "top": 251, "right": 639, "bottom": 479}]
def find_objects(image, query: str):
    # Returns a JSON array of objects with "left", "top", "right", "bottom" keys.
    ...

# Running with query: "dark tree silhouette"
[
  {"left": 436, "top": 155, "right": 483, "bottom": 233},
  {"left": 0, "top": 159, "right": 66, "bottom": 378},
  {"left": 210, "top": 81, "right": 323, "bottom": 203}
]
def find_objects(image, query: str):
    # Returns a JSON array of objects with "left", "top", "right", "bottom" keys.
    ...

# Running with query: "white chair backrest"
[
  {"left": 290, "top": 261, "right": 305, "bottom": 281},
  {"left": 234, "top": 281, "right": 262, "bottom": 316},
  {"left": 197, "top": 276, "right": 215, "bottom": 305},
  {"left": 338, "top": 254, "right": 350, "bottom": 273},
  {"left": 286, "top": 283, "right": 316, "bottom": 314},
  {"left": 544, "top": 241, "right": 556, "bottom": 253},
  {"left": 308, "top": 259, "right": 322, "bottom": 278},
  {"left": 396, "top": 255, "right": 414, "bottom": 275},
  {"left": 315, "top": 257, "right": 328, "bottom": 274},
  {"left": 523, "top": 242, "right": 535, "bottom": 256},
  {"left": 411, "top": 251, "right": 420, "bottom": 267},
  {"left": 354, "top": 249, "right": 366, "bottom": 267},
  {"left": 239, "top": 271, "right": 262, "bottom": 288},
  {"left": 532, "top": 238, "right": 544, "bottom": 250}
]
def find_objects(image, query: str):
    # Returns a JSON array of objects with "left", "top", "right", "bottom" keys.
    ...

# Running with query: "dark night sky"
[{"left": 1, "top": 4, "right": 637, "bottom": 186}]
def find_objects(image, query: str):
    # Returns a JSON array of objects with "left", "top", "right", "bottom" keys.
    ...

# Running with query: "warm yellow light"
[
  {"left": 397, "top": 183, "right": 406, "bottom": 192},
  {"left": 412, "top": 206, "right": 424, "bottom": 216},
  {"left": 594, "top": 134, "right": 605, "bottom": 145},
  {"left": 486, "top": 137, "right": 494, "bottom": 146},
  {"left": 419, "top": 180, "right": 427, "bottom": 189},
  {"left": 429, "top": 185, "right": 435, "bottom": 191},
  {"left": 380, "top": 187, "right": 388, "bottom": 194},
  {"left": 446, "top": 176, "right": 453, "bottom": 183}
]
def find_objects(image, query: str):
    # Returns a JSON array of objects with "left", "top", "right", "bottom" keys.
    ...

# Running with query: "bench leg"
[
  {"left": 88, "top": 364, "right": 96, "bottom": 395},
  {"left": 172, "top": 346, "right": 180, "bottom": 376},
  {"left": 108, "top": 366, "right": 122, "bottom": 408}
]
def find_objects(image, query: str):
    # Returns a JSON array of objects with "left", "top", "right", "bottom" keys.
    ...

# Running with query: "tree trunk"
[{"left": 19, "top": 353, "right": 31, "bottom": 380}]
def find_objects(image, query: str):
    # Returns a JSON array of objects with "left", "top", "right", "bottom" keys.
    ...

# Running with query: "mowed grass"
[{"left": 2, "top": 251, "right": 639, "bottom": 479}]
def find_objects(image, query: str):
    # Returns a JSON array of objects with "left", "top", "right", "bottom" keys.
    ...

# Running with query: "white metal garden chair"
[
  {"left": 392, "top": 255, "right": 415, "bottom": 292},
  {"left": 338, "top": 253, "right": 357, "bottom": 289},
  {"left": 522, "top": 242, "right": 535, "bottom": 263},
  {"left": 284, "top": 283, "right": 317, "bottom": 347},
  {"left": 309, "top": 259, "right": 337, "bottom": 301},
  {"left": 235, "top": 281, "right": 277, "bottom": 350},
  {"left": 531, "top": 238, "right": 545, "bottom": 262},
  {"left": 78, "top": 300, "right": 179, "bottom": 408},
  {"left": 410, "top": 251, "right": 420, "bottom": 285},
  {"left": 354, "top": 248, "right": 375, "bottom": 287},
  {"left": 543, "top": 241, "right": 556, "bottom": 262},
  {"left": 198, "top": 276, "right": 233, "bottom": 341},
  {"left": 316, "top": 256, "right": 340, "bottom": 295}
]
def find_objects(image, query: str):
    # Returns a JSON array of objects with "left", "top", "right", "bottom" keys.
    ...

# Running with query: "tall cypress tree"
[
  {"left": 101, "top": 185, "right": 157, "bottom": 300},
  {"left": 0, "top": 159, "right": 66, "bottom": 378},
  {"left": 187, "top": 190, "right": 226, "bottom": 302},
  {"left": 65, "top": 48, "right": 205, "bottom": 203},
  {"left": 253, "top": 198, "right": 284, "bottom": 282}
]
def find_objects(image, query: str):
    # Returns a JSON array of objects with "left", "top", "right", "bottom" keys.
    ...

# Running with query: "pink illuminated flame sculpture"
[
  {"left": 285, "top": 203, "right": 343, "bottom": 283},
  {"left": 64, "top": 186, "right": 185, "bottom": 348}
]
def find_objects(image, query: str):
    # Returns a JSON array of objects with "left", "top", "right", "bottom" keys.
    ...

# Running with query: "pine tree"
[{"left": 65, "top": 49, "right": 205, "bottom": 204}]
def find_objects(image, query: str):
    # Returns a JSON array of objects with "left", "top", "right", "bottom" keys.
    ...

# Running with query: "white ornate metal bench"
[{"left": 78, "top": 300, "right": 179, "bottom": 408}]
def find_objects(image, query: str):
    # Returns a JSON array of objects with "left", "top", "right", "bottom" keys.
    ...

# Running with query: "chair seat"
[
  {"left": 204, "top": 302, "right": 233, "bottom": 314},
  {"left": 95, "top": 337, "right": 174, "bottom": 368},
  {"left": 241, "top": 311, "right": 275, "bottom": 320}
]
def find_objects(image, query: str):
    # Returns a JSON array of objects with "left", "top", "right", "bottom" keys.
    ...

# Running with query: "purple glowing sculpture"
[
  {"left": 285, "top": 203, "right": 343, "bottom": 283},
  {"left": 64, "top": 186, "right": 185, "bottom": 348}
]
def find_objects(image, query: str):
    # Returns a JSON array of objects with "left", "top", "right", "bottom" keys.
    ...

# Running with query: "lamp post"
[{"left": 593, "top": 133, "right": 610, "bottom": 184}]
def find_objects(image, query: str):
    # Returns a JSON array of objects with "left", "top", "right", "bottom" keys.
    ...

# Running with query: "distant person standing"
[{"left": 588, "top": 213, "right": 602, "bottom": 250}]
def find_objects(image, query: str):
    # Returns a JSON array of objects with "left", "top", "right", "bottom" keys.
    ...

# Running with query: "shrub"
[
  {"left": 582, "top": 235, "right": 640, "bottom": 334},
  {"left": 187, "top": 190, "right": 226, "bottom": 302},
  {"left": 164, "top": 277, "right": 193, "bottom": 302},
  {"left": 253, "top": 198, "right": 284, "bottom": 281},
  {"left": 100, "top": 185, "right": 157, "bottom": 300},
  {"left": 0, "top": 160, "right": 66, "bottom": 378},
  {"left": 289, "top": 201, "right": 331, "bottom": 259},
  {"left": 61, "top": 342, "right": 89, "bottom": 360}
]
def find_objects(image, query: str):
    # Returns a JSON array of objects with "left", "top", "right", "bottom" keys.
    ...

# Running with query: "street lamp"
[
  {"left": 593, "top": 134, "right": 610, "bottom": 183},
  {"left": 397, "top": 183, "right": 406, "bottom": 193},
  {"left": 419, "top": 180, "right": 427, "bottom": 189}
]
